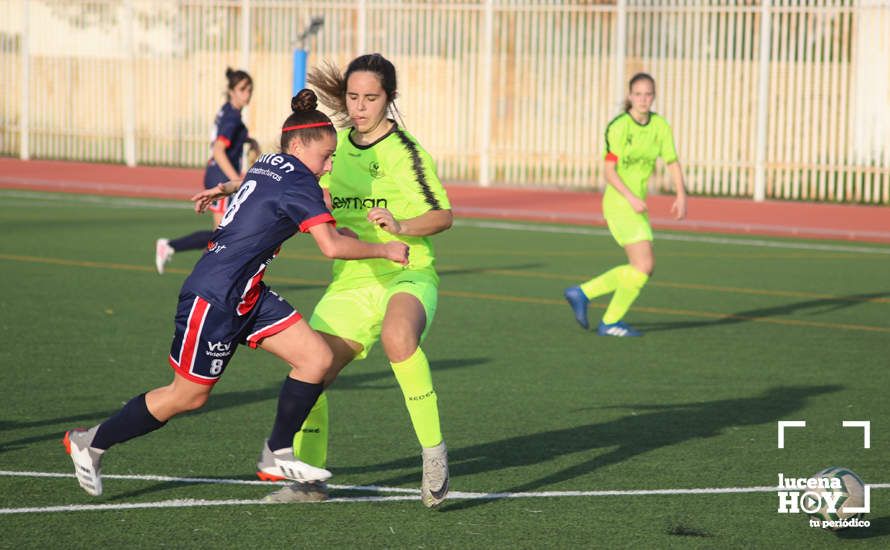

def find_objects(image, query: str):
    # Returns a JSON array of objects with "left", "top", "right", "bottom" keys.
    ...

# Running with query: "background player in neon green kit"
[
  {"left": 565, "top": 72, "right": 687, "bottom": 337},
  {"left": 260, "top": 54, "right": 453, "bottom": 507}
]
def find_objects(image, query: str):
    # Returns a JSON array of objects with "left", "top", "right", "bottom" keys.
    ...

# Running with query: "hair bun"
[
  {"left": 225, "top": 67, "right": 235, "bottom": 79},
  {"left": 291, "top": 89, "right": 318, "bottom": 112}
]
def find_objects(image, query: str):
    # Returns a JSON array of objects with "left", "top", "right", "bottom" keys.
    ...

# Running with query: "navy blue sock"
[
  {"left": 267, "top": 377, "right": 323, "bottom": 451},
  {"left": 169, "top": 230, "right": 214, "bottom": 252},
  {"left": 91, "top": 393, "right": 167, "bottom": 450}
]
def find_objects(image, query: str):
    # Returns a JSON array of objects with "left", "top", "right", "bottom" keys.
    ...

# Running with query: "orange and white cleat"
[
  {"left": 256, "top": 440, "right": 331, "bottom": 483},
  {"left": 63, "top": 427, "right": 104, "bottom": 496}
]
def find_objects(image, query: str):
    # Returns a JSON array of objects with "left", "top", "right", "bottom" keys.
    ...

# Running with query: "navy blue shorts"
[{"left": 168, "top": 285, "right": 301, "bottom": 385}]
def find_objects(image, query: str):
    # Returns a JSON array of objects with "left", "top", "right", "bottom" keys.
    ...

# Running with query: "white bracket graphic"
[
  {"left": 842, "top": 420, "right": 871, "bottom": 449},
  {"left": 777, "top": 420, "right": 806, "bottom": 449},
  {"left": 846, "top": 484, "right": 871, "bottom": 514}
]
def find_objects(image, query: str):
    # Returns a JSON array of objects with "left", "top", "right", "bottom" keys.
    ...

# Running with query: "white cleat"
[
  {"left": 155, "top": 238, "right": 175, "bottom": 274},
  {"left": 421, "top": 441, "right": 449, "bottom": 508},
  {"left": 256, "top": 441, "right": 332, "bottom": 483},
  {"left": 63, "top": 427, "right": 104, "bottom": 496}
]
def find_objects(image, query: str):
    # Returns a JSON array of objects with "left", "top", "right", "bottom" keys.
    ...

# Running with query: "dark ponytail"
[
  {"left": 225, "top": 67, "right": 253, "bottom": 91},
  {"left": 280, "top": 88, "right": 336, "bottom": 151},
  {"left": 623, "top": 72, "right": 656, "bottom": 112}
]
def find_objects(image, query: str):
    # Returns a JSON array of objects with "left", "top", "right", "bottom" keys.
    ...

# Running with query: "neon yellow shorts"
[
  {"left": 309, "top": 268, "right": 439, "bottom": 360},
  {"left": 603, "top": 194, "right": 653, "bottom": 247}
]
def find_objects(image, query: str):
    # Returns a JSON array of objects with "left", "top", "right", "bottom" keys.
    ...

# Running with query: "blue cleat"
[
  {"left": 564, "top": 286, "right": 590, "bottom": 329},
  {"left": 597, "top": 321, "right": 642, "bottom": 337}
]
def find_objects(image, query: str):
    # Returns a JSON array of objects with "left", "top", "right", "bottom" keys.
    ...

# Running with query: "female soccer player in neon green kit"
[
  {"left": 565, "top": 72, "right": 687, "bottom": 337},
  {"left": 260, "top": 54, "right": 453, "bottom": 507}
]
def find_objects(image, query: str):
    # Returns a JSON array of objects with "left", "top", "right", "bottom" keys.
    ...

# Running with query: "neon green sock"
[
  {"left": 391, "top": 347, "right": 442, "bottom": 448},
  {"left": 602, "top": 265, "right": 649, "bottom": 324},
  {"left": 579, "top": 265, "right": 624, "bottom": 299},
  {"left": 292, "top": 391, "right": 328, "bottom": 468}
]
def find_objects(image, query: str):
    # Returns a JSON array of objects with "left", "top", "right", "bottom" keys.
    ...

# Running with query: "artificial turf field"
[{"left": 1, "top": 189, "right": 888, "bottom": 548}]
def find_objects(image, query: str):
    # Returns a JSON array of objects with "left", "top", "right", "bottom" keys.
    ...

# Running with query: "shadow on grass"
[
  {"left": 335, "top": 385, "right": 842, "bottom": 512},
  {"left": 835, "top": 516, "right": 890, "bottom": 540},
  {"left": 4, "top": 356, "right": 485, "bottom": 461},
  {"left": 634, "top": 292, "right": 890, "bottom": 333},
  {"left": 79, "top": 369, "right": 484, "bottom": 498}
]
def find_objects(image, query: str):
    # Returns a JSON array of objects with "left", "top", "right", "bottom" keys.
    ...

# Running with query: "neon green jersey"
[
  {"left": 319, "top": 125, "right": 451, "bottom": 285},
  {"left": 603, "top": 112, "right": 678, "bottom": 199}
]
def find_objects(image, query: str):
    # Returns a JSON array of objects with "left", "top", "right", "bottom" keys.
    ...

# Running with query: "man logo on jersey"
[
  {"left": 331, "top": 195, "right": 388, "bottom": 210},
  {"left": 369, "top": 161, "right": 383, "bottom": 179}
]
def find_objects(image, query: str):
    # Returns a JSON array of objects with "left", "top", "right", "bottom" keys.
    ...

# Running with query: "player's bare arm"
[
  {"left": 667, "top": 161, "right": 687, "bottom": 220},
  {"left": 190, "top": 179, "right": 244, "bottom": 213},
  {"left": 367, "top": 207, "right": 453, "bottom": 237},
  {"left": 308, "top": 221, "right": 409, "bottom": 265}
]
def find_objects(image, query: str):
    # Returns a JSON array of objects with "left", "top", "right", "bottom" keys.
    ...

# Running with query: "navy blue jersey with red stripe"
[
  {"left": 182, "top": 152, "right": 334, "bottom": 313},
  {"left": 204, "top": 102, "right": 249, "bottom": 188}
]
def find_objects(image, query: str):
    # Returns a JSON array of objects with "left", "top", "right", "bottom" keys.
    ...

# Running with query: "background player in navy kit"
[
  {"left": 63, "top": 90, "right": 409, "bottom": 497},
  {"left": 155, "top": 68, "right": 260, "bottom": 274}
]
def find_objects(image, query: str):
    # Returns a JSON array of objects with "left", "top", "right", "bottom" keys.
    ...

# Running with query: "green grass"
[{"left": 1, "top": 190, "right": 889, "bottom": 548}]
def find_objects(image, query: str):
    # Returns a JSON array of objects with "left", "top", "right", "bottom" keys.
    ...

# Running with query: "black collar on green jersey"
[
  {"left": 627, "top": 111, "right": 654, "bottom": 127},
  {"left": 348, "top": 119, "right": 398, "bottom": 150}
]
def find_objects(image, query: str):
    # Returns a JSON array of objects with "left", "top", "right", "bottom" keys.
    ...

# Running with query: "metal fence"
[{"left": 1, "top": 0, "right": 889, "bottom": 203}]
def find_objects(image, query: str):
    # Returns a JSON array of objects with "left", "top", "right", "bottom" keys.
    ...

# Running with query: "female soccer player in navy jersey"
[
  {"left": 155, "top": 67, "right": 260, "bottom": 274},
  {"left": 63, "top": 90, "right": 409, "bottom": 497}
]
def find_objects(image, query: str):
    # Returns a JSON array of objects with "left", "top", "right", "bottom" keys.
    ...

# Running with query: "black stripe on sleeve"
[
  {"left": 604, "top": 112, "right": 626, "bottom": 154},
  {"left": 394, "top": 128, "right": 441, "bottom": 210}
]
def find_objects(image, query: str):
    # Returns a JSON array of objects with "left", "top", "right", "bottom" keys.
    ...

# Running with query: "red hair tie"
[{"left": 282, "top": 122, "right": 333, "bottom": 132}]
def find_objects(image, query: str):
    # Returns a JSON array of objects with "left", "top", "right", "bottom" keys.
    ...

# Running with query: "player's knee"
[
  {"left": 381, "top": 331, "right": 419, "bottom": 363},
  {"left": 296, "top": 344, "right": 334, "bottom": 376},
  {"left": 633, "top": 258, "right": 654, "bottom": 276}
]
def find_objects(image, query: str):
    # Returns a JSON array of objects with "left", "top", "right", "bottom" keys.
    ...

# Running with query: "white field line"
[
  {"left": 3, "top": 190, "right": 889, "bottom": 255},
  {"left": 0, "top": 497, "right": 422, "bottom": 514},
  {"left": 0, "top": 177, "right": 191, "bottom": 200},
  {"left": 1, "top": 470, "right": 888, "bottom": 514},
  {"left": 0, "top": 470, "right": 419, "bottom": 493},
  {"left": 0, "top": 189, "right": 192, "bottom": 210},
  {"left": 4, "top": 182, "right": 890, "bottom": 241},
  {"left": 454, "top": 219, "right": 890, "bottom": 255},
  {"left": 455, "top": 206, "right": 890, "bottom": 241}
]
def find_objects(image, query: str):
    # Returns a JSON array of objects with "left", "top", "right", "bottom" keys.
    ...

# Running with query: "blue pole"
[{"left": 292, "top": 49, "right": 308, "bottom": 96}]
